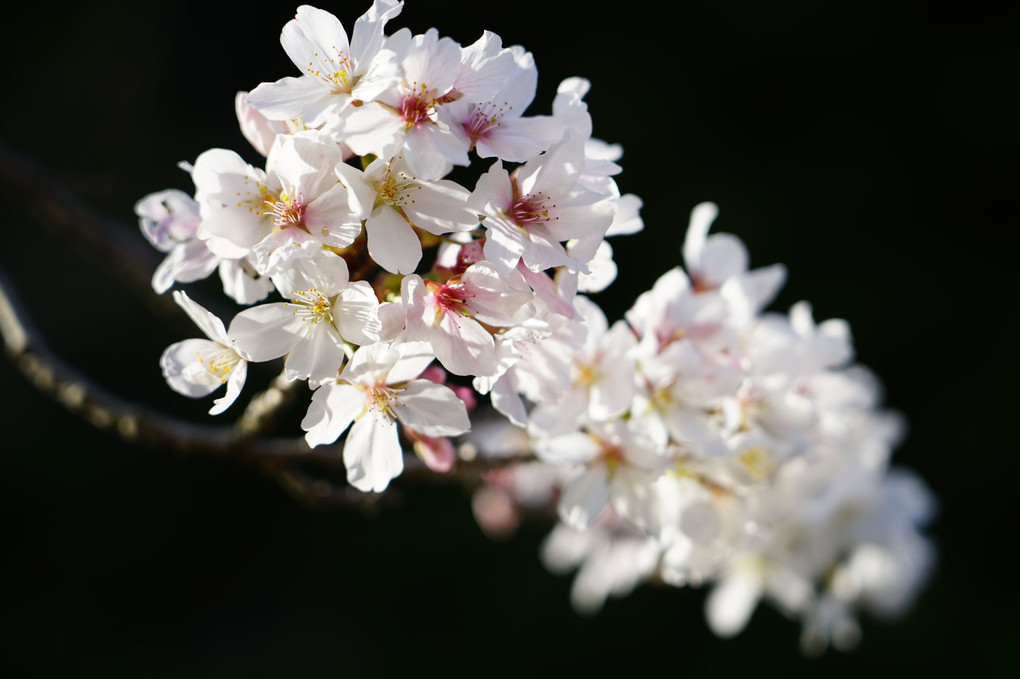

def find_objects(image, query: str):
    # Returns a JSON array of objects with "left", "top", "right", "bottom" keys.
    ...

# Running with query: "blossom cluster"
[
  {"left": 470, "top": 202, "right": 935, "bottom": 651},
  {"left": 136, "top": 1, "right": 933, "bottom": 651}
]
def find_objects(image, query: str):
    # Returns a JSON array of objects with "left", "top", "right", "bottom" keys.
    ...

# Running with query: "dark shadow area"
[{"left": 1, "top": 1, "right": 1016, "bottom": 676}]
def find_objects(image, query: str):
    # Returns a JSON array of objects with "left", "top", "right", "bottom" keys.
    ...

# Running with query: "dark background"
[{"left": 1, "top": 1, "right": 1016, "bottom": 676}]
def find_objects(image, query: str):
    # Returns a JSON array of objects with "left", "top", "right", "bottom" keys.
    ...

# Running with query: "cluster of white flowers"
[
  {"left": 137, "top": 1, "right": 933, "bottom": 651},
  {"left": 471, "top": 200, "right": 935, "bottom": 652}
]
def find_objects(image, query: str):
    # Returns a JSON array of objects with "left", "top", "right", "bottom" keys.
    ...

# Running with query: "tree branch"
[
  {"left": 1, "top": 267, "right": 537, "bottom": 507},
  {"left": 0, "top": 268, "right": 328, "bottom": 463},
  {"left": 0, "top": 139, "right": 539, "bottom": 507}
]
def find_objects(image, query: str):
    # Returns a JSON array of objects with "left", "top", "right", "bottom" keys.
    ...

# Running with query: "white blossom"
[
  {"left": 230, "top": 243, "right": 380, "bottom": 384},
  {"left": 301, "top": 340, "right": 470, "bottom": 492},
  {"left": 160, "top": 291, "right": 249, "bottom": 415},
  {"left": 136, "top": 4, "right": 934, "bottom": 652}
]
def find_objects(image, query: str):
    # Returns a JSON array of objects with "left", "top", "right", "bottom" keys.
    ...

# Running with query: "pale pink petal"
[
  {"left": 517, "top": 131, "right": 584, "bottom": 197},
  {"left": 344, "top": 411, "right": 403, "bottom": 492},
  {"left": 402, "top": 29, "right": 460, "bottom": 94},
  {"left": 431, "top": 312, "right": 496, "bottom": 377},
  {"left": 247, "top": 76, "right": 337, "bottom": 123},
  {"left": 305, "top": 185, "right": 364, "bottom": 249},
  {"left": 218, "top": 259, "right": 274, "bottom": 305},
  {"left": 454, "top": 31, "right": 513, "bottom": 102},
  {"left": 682, "top": 201, "right": 718, "bottom": 273},
  {"left": 461, "top": 261, "right": 533, "bottom": 326},
  {"left": 401, "top": 179, "right": 479, "bottom": 235},
  {"left": 349, "top": 0, "right": 403, "bottom": 68},
  {"left": 160, "top": 339, "right": 225, "bottom": 398},
  {"left": 558, "top": 466, "right": 611, "bottom": 530},
  {"left": 302, "top": 382, "right": 365, "bottom": 447},
  {"left": 477, "top": 115, "right": 562, "bottom": 162},
  {"left": 605, "top": 193, "right": 644, "bottom": 237},
  {"left": 487, "top": 373, "right": 528, "bottom": 427},
  {"left": 385, "top": 340, "right": 436, "bottom": 384},
  {"left": 393, "top": 379, "right": 470, "bottom": 437},
  {"left": 152, "top": 242, "right": 220, "bottom": 294},
  {"left": 400, "top": 274, "right": 432, "bottom": 340},
  {"left": 610, "top": 466, "right": 661, "bottom": 534},
  {"left": 469, "top": 160, "right": 512, "bottom": 214},
  {"left": 340, "top": 102, "right": 405, "bottom": 159},
  {"left": 335, "top": 281, "right": 382, "bottom": 346},
  {"left": 528, "top": 391, "right": 588, "bottom": 438},
  {"left": 209, "top": 359, "right": 247, "bottom": 415},
  {"left": 229, "top": 303, "right": 301, "bottom": 362},
  {"left": 283, "top": 323, "right": 344, "bottom": 384},
  {"left": 234, "top": 91, "right": 286, "bottom": 157},
  {"left": 482, "top": 218, "right": 526, "bottom": 274},
  {"left": 350, "top": 50, "right": 402, "bottom": 102},
  {"left": 698, "top": 234, "right": 749, "bottom": 287},
  {"left": 402, "top": 124, "right": 467, "bottom": 180},
  {"left": 366, "top": 207, "right": 422, "bottom": 274},
  {"left": 171, "top": 291, "right": 231, "bottom": 346}
]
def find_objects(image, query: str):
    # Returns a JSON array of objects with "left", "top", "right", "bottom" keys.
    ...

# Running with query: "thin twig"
[
  {"left": 2, "top": 267, "right": 537, "bottom": 508},
  {"left": 0, "top": 269, "right": 328, "bottom": 466}
]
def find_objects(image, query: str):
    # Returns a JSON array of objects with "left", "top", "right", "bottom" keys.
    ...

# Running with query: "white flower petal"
[
  {"left": 283, "top": 323, "right": 344, "bottom": 385},
  {"left": 172, "top": 290, "right": 230, "bottom": 346},
  {"left": 344, "top": 411, "right": 403, "bottom": 492},
  {"left": 558, "top": 466, "right": 611, "bottom": 530},
  {"left": 535, "top": 431, "right": 600, "bottom": 465},
  {"left": 302, "top": 382, "right": 365, "bottom": 447},
  {"left": 229, "top": 303, "right": 301, "bottom": 362},
  {"left": 706, "top": 569, "right": 763, "bottom": 638},
  {"left": 335, "top": 281, "right": 382, "bottom": 346},
  {"left": 385, "top": 341, "right": 437, "bottom": 384},
  {"left": 393, "top": 379, "right": 470, "bottom": 438},
  {"left": 209, "top": 358, "right": 247, "bottom": 415},
  {"left": 160, "top": 339, "right": 225, "bottom": 398},
  {"left": 366, "top": 207, "right": 422, "bottom": 274}
]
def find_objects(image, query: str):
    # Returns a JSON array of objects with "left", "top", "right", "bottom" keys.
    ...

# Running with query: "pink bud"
[
  {"left": 420, "top": 364, "right": 448, "bottom": 385},
  {"left": 411, "top": 432, "right": 456, "bottom": 473},
  {"left": 455, "top": 240, "right": 485, "bottom": 273},
  {"left": 453, "top": 386, "right": 478, "bottom": 411}
]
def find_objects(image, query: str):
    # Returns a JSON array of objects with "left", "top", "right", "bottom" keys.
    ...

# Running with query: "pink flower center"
[
  {"left": 425, "top": 279, "right": 471, "bottom": 317},
  {"left": 463, "top": 103, "right": 507, "bottom": 144},
  {"left": 264, "top": 191, "right": 307, "bottom": 231},
  {"left": 509, "top": 193, "right": 551, "bottom": 226},
  {"left": 400, "top": 90, "right": 436, "bottom": 127}
]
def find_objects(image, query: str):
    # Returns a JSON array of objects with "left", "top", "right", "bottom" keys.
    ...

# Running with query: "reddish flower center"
[
  {"left": 509, "top": 194, "right": 550, "bottom": 226},
  {"left": 263, "top": 190, "right": 307, "bottom": 231},
  {"left": 400, "top": 91, "right": 435, "bottom": 126},
  {"left": 424, "top": 278, "right": 471, "bottom": 317},
  {"left": 463, "top": 103, "right": 506, "bottom": 144}
]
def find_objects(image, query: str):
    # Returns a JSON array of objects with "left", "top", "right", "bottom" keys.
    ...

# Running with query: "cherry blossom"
[
  {"left": 229, "top": 243, "right": 380, "bottom": 385},
  {"left": 340, "top": 28, "right": 514, "bottom": 179},
  {"left": 135, "top": 189, "right": 220, "bottom": 294},
  {"left": 301, "top": 340, "right": 469, "bottom": 491},
  {"left": 246, "top": 2, "right": 405, "bottom": 126},
  {"left": 471, "top": 132, "right": 614, "bottom": 275},
  {"left": 401, "top": 261, "right": 534, "bottom": 376},
  {"left": 160, "top": 291, "right": 249, "bottom": 415},
  {"left": 137, "top": 3, "right": 933, "bottom": 652},
  {"left": 353, "top": 154, "right": 479, "bottom": 273}
]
